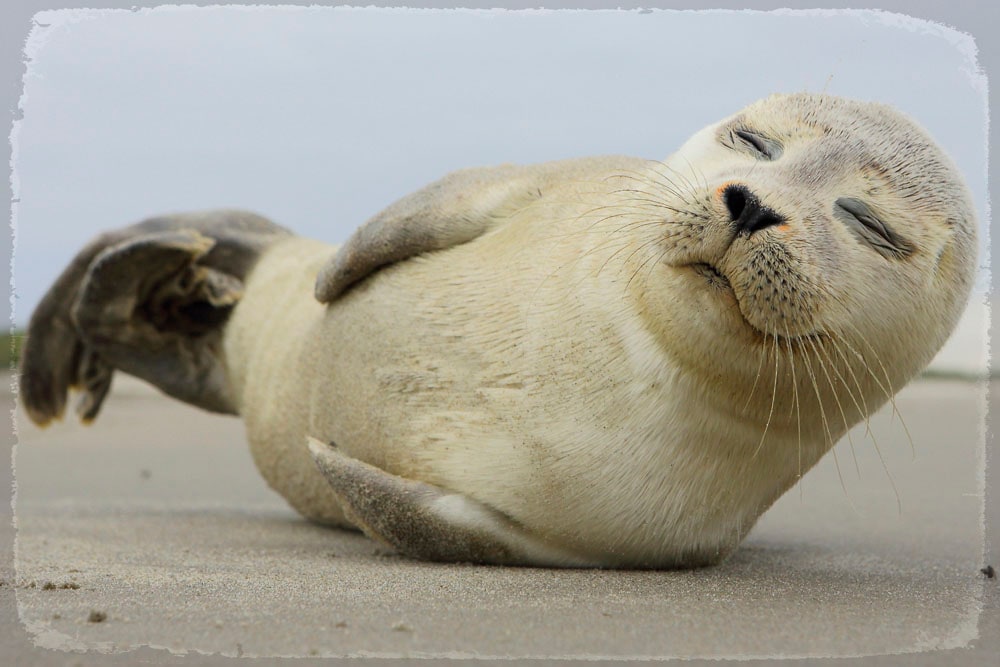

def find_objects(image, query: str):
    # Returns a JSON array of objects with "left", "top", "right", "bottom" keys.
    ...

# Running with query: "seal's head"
[{"left": 625, "top": 93, "right": 977, "bottom": 444}]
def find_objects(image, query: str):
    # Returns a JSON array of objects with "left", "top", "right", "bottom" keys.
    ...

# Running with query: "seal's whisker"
[
  {"left": 606, "top": 190, "right": 710, "bottom": 219},
  {"left": 826, "top": 334, "right": 874, "bottom": 438},
  {"left": 674, "top": 155, "right": 710, "bottom": 195},
  {"left": 806, "top": 335, "right": 861, "bottom": 479},
  {"left": 798, "top": 336, "right": 836, "bottom": 457},
  {"left": 741, "top": 338, "right": 769, "bottom": 416},
  {"left": 626, "top": 241, "right": 671, "bottom": 294},
  {"left": 555, "top": 219, "right": 689, "bottom": 285},
  {"left": 535, "top": 208, "right": 667, "bottom": 246},
  {"left": 595, "top": 238, "right": 646, "bottom": 280},
  {"left": 742, "top": 158, "right": 762, "bottom": 182},
  {"left": 750, "top": 332, "right": 781, "bottom": 460},
  {"left": 533, "top": 230, "right": 641, "bottom": 304},
  {"left": 843, "top": 323, "right": 898, "bottom": 401},
  {"left": 534, "top": 189, "right": 690, "bottom": 226},
  {"left": 798, "top": 340, "right": 856, "bottom": 508},
  {"left": 840, "top": 321, "right": 916, "bottom": 460},
  {"left": 554, "top": 203, "right": 654, "bottom": 228},
  {"left": 621, "top": 237, "right": 670, "bottom": 291},
  {"left": 815, "top": 334, "right": 871, "bottom": 429},
  {"left": 589, "top": 214, "right": 689, "bottom": 280},
  {"left": 691, "top": 162, "right": 711, "bottom": 194},
  {"left": 607, "top": 168, "right": 696, "bottom": 206},
  {"left": 573, "top": 235, "right": 641, "bottom": 268},
  {"left": 828, "top": 444, "right": 857, "bottom": 513},
  {"left": 820, "top": 329, "right": 904, "bottom": 513},
  {"left": 634, "top": 159, "right": 698, "bottom": 191},
  {"left": 606, "top": 174, "right": 693, "bottom": 203},
  {"left": 869, "top": 427, "right": 904, "bottom": 515},
  {"left": 781, "top": 324, "right": 804, "bottom": 490},
  {"left": 815, "top": 334, "right": 878, "bottom": 467},
  {"left": 642, "top": 162, "right": 702, "bottom": 204},
  {"left": 581, "top": 203, "right": 703, "bottom": 232},
  {"left": 613, "top": 202, "right": 705, "bottom": 222},
  {"left": 646, "top": 247, "right": 674, "bottom": 286}
]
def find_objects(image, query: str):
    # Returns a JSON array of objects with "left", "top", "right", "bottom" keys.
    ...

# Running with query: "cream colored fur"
[{"left": 221, "top": 94, "right": 977, "bottom": 567}]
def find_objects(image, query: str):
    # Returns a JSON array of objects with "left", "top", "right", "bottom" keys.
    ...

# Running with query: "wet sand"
[{"left": 3, "top": 373, "right": 997, "bottom": 663}]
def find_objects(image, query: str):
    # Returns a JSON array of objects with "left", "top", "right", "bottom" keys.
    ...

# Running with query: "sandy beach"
[{"left": 2, "top": 372, "right": 997, "bottom": 664}]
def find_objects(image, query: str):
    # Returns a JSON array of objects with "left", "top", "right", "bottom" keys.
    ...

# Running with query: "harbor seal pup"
[{"left": 19, "top": 93, "right": 977, "bottom": 568}]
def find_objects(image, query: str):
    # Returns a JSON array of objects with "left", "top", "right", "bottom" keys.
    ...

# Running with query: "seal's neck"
[{"left": 222, "top": 236, "right": 337, "bottom": 414}]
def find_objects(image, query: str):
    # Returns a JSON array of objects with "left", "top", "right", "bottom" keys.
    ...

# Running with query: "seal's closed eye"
[
  {"left": 834, "top": 197, "right": 914, "bottom": 259},
  {"left": 730, "top": 128, "right": 783, "bottom": 160}
]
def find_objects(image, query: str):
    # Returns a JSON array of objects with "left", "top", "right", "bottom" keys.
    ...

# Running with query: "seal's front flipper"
[
  {"left": 314, "top": 164, "right": 528, "bottom": 303},
  {"left": 307, "top": 437, "right": 595, "bottom": 567},
  {"left": 314, "top": 156, "right": 649, "bottom": 303},
  {"left": 19, "top": 210, "right": 291, "bottom": 425}
]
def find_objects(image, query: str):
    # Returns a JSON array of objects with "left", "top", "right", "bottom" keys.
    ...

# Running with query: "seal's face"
[{"left": 620, "top": 93, "right": 976, "bottom": 433}]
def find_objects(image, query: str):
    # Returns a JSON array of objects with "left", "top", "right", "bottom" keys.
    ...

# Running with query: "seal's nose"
[{"left": 722, "top": 184, "right": 785, "bottom": 236}]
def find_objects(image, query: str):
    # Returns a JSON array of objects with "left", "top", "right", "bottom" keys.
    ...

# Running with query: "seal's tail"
[{"left": 18, "top": 210, "right": 291, "bottom": 426}]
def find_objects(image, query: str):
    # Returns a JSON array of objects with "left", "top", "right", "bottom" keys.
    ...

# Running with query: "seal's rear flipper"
[
  {"left": 307, "top": 437, "right": 595, "bottom": 567},
  {"left": 19, "top": 210, "right": 291, "bottom": 425}
]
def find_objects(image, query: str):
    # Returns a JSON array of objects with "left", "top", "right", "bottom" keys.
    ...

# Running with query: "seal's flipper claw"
[
  {"left": 307, "top": 437, "right": 595, "bottom": 567},
  {"left": 19, "top": 210, "right": 292, "bottom": 425},
  {"left": 74, "top": 348, "right": 114, "bottom": 423}
]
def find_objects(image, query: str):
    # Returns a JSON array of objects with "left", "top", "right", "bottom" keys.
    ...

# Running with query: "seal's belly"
[
  {"left": 223, "top": 235, "right": 525, "bottom": 525},
  {"left": 225, "top": 212, "right": 825, "bottom": 564},
  {"left": 224, "top": 227, "right": 640, "bottom": 533}
]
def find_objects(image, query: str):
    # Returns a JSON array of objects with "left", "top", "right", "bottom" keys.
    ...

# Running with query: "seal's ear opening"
[{"left": 19, "top": 211, "right": 291, "bottom": 426}]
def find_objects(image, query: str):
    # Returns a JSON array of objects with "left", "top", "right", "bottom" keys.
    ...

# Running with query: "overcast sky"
[{"left": 10, "top": 6, "right": 989, "bottom": 368}]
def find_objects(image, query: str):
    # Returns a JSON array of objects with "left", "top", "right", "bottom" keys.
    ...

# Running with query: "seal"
[{"left": 19, "top": 93, "right": 977, "bottom": 568}]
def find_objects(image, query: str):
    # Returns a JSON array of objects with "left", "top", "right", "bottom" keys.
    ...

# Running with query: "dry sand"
[{"left": 2, "top": 373, "right": 998, "bottom": 664}]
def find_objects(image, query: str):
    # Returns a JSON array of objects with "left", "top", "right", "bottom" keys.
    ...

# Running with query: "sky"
[{"left": 10, "top": 6, "right": 990, "bottom": 370}]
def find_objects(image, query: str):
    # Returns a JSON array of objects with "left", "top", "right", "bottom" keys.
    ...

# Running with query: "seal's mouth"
[
  {"left": 686, "top": 261, "right": 825, "bottom": 345},
  {"left": 690, "top": 262, "right": 732, "bottom": 291}
]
